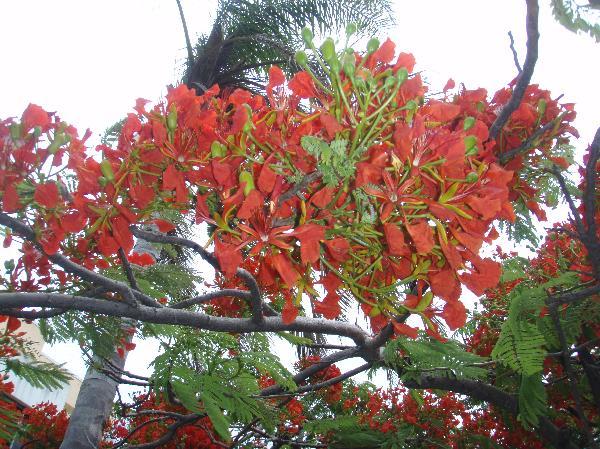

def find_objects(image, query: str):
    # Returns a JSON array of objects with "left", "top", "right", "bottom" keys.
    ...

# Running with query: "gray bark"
[
  {"left": 59, "top": 226, "right": 160, "bottom": 449},
  {"left": 59, "top": 340, "right": 129, "bottom": 449}
]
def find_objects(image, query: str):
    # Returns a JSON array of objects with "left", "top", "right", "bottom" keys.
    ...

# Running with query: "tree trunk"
[
  {"left": 60, "top": 228, "right": 160, "bottom": 448},
  {"left": 59, "top": 341, "right": 130, "bottom": 449}
]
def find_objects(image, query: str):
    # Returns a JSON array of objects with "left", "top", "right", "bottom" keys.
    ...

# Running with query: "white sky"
[{"left": 1, "top": 1, "right": 598, "bottom": 382}]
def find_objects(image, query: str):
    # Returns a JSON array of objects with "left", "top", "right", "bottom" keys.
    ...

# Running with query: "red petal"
[
  {"left": 21, "top": 103, "right": 50, "bottom": 131},
  {"left": 34, "top": 183, "right": 60, "bottom": 209},
  {"left": 320, "top": 113, "right": 342, "bottom": 139},
  {"left": 371, "top": 38, "right": 396, "bottom": 64},
  {"left": 97, "top": 232, "right": 120, "bottom": 257},
  {"left": 443, "top": 78, "right": 455, "bottom": 93},
  {"left": 61, "top": 211, "right": 87, "bottom": 233},
  {"left": 310, "top": 187, "right": 335, "bottom": 208},
  {"left": 272, "top": 252, "right": 300, "bottom": 287},
  {"left": 393, "top": 52, "right": 416, "bottom": 72},
  {"left": 282, "top": 297, "right": 298, "bottom": 324},
  {"left": 111, "top": 216, "right": 134, "bottom": 252},
  {"left": 314, "top": 293, "right": 341, "bottom": 319},
  {"left": 130, "top": 183, "right": 155, "bottom": 209},
  {"left": 430, "top": 269, "right": 461, "bottom": 302},
  {"left": 383, "top": 223, "right": 409, "bottom": 256},
  {"left": 257, "top": 162, "right": 277, "bottom": 194},
  {"left": 2, "top": 184, "right": 22, "bottom": 212},
  {"left": 293, "top": 224, "right": 325, "bottom": 265},
  {"left": 288, "top": 72, "right": 317, "bottom": 98},
  {"left": 7, "top": 316, "right": 21, "bottom": 333},
  {"left": 268, "top": 66, "right": 285, "bottom": 88},
  {"left": 128, "top": 252, "right": 156, "bottom": 267},
  {"left": 231, "top": 106, "right": 249, "bottom": 134},
  {"left": 237, "top": 190, "right": 264, "bottom": 219},
  {"left": 441, "top": 300, "right": 467, "bottom": 330},
  {"left": 406, "top": 220, "right": 435, "bottom": 254},
  {"left": 323, "top": 238, "right": 350, "bottom": 263},
  {"left": 153, "top": 218, "right": 176, "bottom": 233},
  {"left": 392, "top": 321, "right": 419, "bottom": 339},
  {"left": 215, "top": 239, "right": 242, "bottom": 277}
]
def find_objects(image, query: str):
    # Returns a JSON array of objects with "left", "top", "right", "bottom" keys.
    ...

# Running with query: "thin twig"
[
  {"left": 171, "top": 289, "right": 252, "bottom": 309},
  {"left": 508, "top": 31, "right": 523, "bottom": 73},
  {"left": 130, "top": 227, "right": 264, "bottom": 323},
  {"left": 175, "top": 0, "right": 195, "bottom": 69},
  {"left": 499, "top": 119, "right": 558, "bottom": 164}
]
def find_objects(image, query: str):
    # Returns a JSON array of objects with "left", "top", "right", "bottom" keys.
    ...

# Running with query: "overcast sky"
[{"left": 1, "top": 0, "right": 598, "bottom": 380}]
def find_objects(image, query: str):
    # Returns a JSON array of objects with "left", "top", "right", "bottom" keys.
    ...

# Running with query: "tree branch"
[
  {"left": 489, "top": 0, "right": 539, "bottom": 140},
  {"left": 130, "top": 227, "right": 264, "bottom": 323},
  {"left": 508, "top": 30, "right": 523, "bottom": 73},
  {"left": 0, "top": 292, "right": 369, "bottom": 344},
  {"left": 0, "top": 212, "right": 161, "bottom": 309}
]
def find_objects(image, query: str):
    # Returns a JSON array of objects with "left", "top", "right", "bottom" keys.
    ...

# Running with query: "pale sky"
[{"left": 1, "top": 1, "right": 598, "bottom": 381}]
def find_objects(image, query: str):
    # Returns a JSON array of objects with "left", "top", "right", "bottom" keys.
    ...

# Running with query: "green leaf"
[
  {"left": 383, "top": 337, "right": 488, "bottom": 380},
  {"left": 301, "top": 135, "right": 329, "bottom": 157},
  {"left": 518, "top": 373, "right": 547, "bottom": 428},
  {"left": 5, "top": 358, "right": 71, "bottom": 391},
  {"left": 202, "top": 391, "right": 232, "bottom": 440}
]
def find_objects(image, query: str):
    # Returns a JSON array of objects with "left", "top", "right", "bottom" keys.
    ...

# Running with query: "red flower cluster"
[{"left": 0, "top": 38, "right": 576, "bottom": 337}]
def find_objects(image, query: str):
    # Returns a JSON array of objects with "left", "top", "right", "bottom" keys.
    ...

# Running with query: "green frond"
[
  {"left": 384, "top": 336, "right": 489, "bottom": 380},
  {"left": 4, "top": 357, "right": 71, "bottom": 391}
]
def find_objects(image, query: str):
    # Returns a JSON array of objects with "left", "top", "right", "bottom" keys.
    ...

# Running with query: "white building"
[{"left": 2, "top": 320, "right": 81, "bottom": 413}]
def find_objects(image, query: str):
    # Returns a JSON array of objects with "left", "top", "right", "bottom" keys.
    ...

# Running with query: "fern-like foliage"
[
  {"left": 518, "top": 372, "right": 548, "bottom": 428},
  {"left": 383, "top": 336, "right": 489, "bottom": 381},
  {"left": 491, "top": 273, "right": 583, "bottom": 426},
  {"left": 4, "top": 357, "right": 71, "bottom": 391},
  {"left": 551, "top": 0, "right": 600, "bottom": 42}
]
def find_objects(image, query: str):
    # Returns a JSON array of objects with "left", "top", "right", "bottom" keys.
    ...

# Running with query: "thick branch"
[
  {"left": 403, "top": 374, "right": 578, "bottom": 449},
  {"left": 0, "top": 292, "right": 369, "bottom": 344},
  {"left": 489, "top": 0, "right": 539, "bottom": 140}
]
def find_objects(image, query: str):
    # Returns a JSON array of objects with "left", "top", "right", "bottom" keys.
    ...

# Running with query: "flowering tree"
[{"left": 0, "top": 0, "right": 599, "bottom": 448}]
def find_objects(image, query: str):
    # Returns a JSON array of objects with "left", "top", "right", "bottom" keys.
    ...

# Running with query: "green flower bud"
[
  {"left": 463, "top": 116, "right": 476, "bottom": 131},
  {"left": 537, "top": 98, "right": 547, "bottom": 117},
  {"left": 396, "top": 67, "right": 408, "bottom": 85},
  {"left": 301, "top": 27, "right": 314, "bottom": 47},
  {"left": 345, "top": 22, "right": 357, "bottom": 37},
  {"left": 100, "top": 160, "right": 115, "bottom": 182},
  {"left": 295, "top": 50, "right": 308, "bottom": 66},
  {"left": 465, "top": 172, "right": 479, "bottom": 183},
  {"left": 384, "top": 75, "right": 396, "bottom": 90},
  {"left": 211, "top": 141, "right": 227, "bottom": 158},
  {"left": 9, "top": 124, "right": 22, "bottom": 141},
  {"left": 239, "top": 171, "right": 255, "bottom": 196},
  {"left": 320, "top": 37, "right": 336, "bottom": 62},
  {"left": 366, "top": 37, "right": 380, "bottom": 53},
  {"left": 166, "top": 105, "right": 177, "bottom": 132},
  {"left": 464, "top": 135, "right": 477, "bottom": 156}
]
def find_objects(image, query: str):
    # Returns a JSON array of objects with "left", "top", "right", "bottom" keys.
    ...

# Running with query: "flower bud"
[
  {"left": 295, "top": 50, "right": 308, "bottom": 66},
  {"left": 345, "top": 22, "right": 357, "bottom": 37},
  {"left": 320, "top": 37, "right": 336, "bottom": 62},
  {"left": 301, "top": 27, "right": 313, "bottom": 47},
  {"left": 465, "top": 172, "right": 479, "bottom": 183},
  {"left": 100, "top": 160, "right": 115, "bottom": 182},
  {"left": 366, "top": 37, "right": 380, "bottom": 53}
]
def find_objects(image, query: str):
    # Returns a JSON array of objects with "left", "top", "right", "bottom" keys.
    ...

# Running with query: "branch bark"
[{"left": 489, "top": 0, "right": 539, "bottom": 141}]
